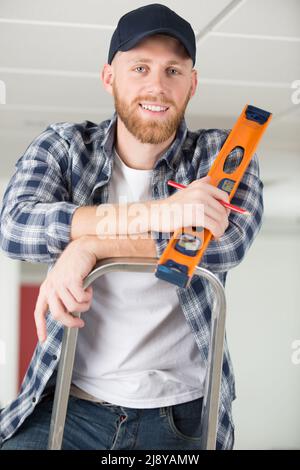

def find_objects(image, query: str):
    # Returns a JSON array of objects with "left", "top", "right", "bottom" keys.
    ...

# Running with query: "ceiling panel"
[
  {"left": 0, "top": 108, "right": 112, "bottom": 134},
  {"left": 274, "top": 106, "right": 300, "bottom": 123},
  {"left": 188, "top": 83, "right": 293, "bottom": 116},
  {"left": 217, "top": 0, "right": 300, "bottom": 37},
  {"left": 196, "top": 37, "right": 300, "bottom": 83},
  {"left": 1, "top": 73, "right": 110, "bottom": 108},
  {"left": 0, "top": 0, "right": 231, "bottom": 31},
  {"left": 0, "top": 24, "right": 110, "bottom": 71}
]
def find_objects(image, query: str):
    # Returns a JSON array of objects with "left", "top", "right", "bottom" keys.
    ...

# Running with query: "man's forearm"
[
  {"left": 80, "top": 234, "right": 158, "bottom": 260},
  {"left": 70, "top": 203, "right": 157, "bottom": 242},
  {"left": 70, "top": 206, "right": 102, "bottom": 241}
]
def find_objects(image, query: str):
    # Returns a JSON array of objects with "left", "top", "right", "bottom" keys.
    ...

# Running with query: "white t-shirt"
[{"left": 72, "top": 148, "right": 206, "bottom": 408}]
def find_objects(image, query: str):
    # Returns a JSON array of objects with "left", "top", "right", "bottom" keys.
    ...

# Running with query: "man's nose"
[{"left": 146, "top": 70, "right": 168, "bottom": 96}]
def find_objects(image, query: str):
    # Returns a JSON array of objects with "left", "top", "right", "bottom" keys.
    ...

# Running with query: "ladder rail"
[{"left": 48, "top": 257, "right": 226, "bottom": 450}]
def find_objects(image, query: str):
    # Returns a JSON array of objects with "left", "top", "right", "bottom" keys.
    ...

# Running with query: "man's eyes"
[
  {"left": 134, "top": 66, "right": 146, "bottom": 72},
  {"left": 133, "top": 66, "right": 180, "bottom": 75}
]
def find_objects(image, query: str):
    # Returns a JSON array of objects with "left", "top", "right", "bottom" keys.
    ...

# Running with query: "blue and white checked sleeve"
[{"left": 0, "top": 128, "right": 79, "bottom": 263}]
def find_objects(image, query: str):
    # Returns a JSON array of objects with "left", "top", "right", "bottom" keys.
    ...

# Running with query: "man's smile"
[{"left": 139, "top": 103, "right": 170, "bottom": 116}]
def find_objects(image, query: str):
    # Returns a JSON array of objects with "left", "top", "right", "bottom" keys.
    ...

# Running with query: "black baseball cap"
[{"left": 108, "top": 3, "right": 196, "bottom": 66}]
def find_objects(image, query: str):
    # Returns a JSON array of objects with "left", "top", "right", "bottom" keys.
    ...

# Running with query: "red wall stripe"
[{"left": 19, "top": 284, "right": 39, "bottom": 388}]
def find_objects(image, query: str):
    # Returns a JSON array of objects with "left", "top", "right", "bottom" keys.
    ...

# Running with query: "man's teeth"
[{"left": 140, "top": 104, "right": 168, "bottom": 112}]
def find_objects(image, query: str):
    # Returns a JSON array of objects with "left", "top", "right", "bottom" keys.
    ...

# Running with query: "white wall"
[
  {"left": 226, "top": 221, "right": 300, "bottom": 449},
  {"left": 0, "top": 178, "right": 20, "bottom": 408}
]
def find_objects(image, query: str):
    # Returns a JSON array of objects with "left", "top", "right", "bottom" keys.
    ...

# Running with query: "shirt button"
[
  {"left": 52, "top": 355, "right": 57, "bottom": 361},
  {"left": 154, "top": 185, "right": 159, "bottom": 196},
  {"left": 32, "top": 397, "right": 37, "bottom": 403}
]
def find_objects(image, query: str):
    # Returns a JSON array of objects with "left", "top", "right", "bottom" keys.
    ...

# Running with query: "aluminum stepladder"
[{"left": 48, "top": 256, "right": 226, "bottom": 450}]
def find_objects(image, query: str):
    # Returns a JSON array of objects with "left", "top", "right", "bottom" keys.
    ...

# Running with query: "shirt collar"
[{"left": 100, "top": 111, "right": 187, "bottom": 171}]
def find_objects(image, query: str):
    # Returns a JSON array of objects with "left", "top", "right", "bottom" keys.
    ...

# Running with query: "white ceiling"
[{"left": 0, "top": 0, "right": 299, "bottom": 219}]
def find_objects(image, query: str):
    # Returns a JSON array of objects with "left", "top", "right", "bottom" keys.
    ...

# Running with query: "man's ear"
[
  {"left": 190, "top": 68, "right": 198, "bottom": 99},
  {"left": 101, "top": 64, "right": 114, "bottom": 96}
]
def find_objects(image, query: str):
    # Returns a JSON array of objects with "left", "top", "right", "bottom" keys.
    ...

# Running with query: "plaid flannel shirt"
[{"left": 0, "top": 112, "right": 264, "bottom": 449}]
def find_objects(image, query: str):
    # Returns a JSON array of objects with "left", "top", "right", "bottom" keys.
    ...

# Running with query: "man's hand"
[
  {"left": 34, "top": 237, "right": 97, "bottom": 343},
  {"left": 149, "top": 176, "right": 230, "bottom": 238}
]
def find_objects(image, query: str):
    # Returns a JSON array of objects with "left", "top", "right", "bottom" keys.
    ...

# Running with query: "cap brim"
[{"left": 118, "top": 28, "right": 194, "bottom": 64}]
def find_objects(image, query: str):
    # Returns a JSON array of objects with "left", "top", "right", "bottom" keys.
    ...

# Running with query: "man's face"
[{"left": 108, "top": 35, "right": 197, "bottom": 144}]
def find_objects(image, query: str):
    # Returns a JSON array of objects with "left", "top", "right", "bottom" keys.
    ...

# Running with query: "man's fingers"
[
  {"left": 48, "top": 292, "right": 85, "bottom": 329},
  {"left": 58, "top": 286, "right": 92, "bottom": 314},
  {"left": 69, "top": 281, "right": 93, "bottom": 304},
  {"left": 34, "top": 293, "right": 49, "bottom": 344},
  {"left": 204, "top": 214, "right": 227, "bottom": 239},
  {"left": 206, "top": 196, "right": 229, "bottom": 218},
  {"left": 201, "top": 194, "right": 229, "bottom": 238},
  {"left": 205, "top": 183, "right": 230, "bottom": 203}
]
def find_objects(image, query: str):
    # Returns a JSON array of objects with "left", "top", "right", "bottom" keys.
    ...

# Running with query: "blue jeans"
[{"left": 1, "top": 393, "right": 204, "bottom": 450}]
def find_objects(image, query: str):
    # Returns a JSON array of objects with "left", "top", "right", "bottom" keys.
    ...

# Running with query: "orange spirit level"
[{"left": 155, "top": 104, "right": 272, "bottom": 288}]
